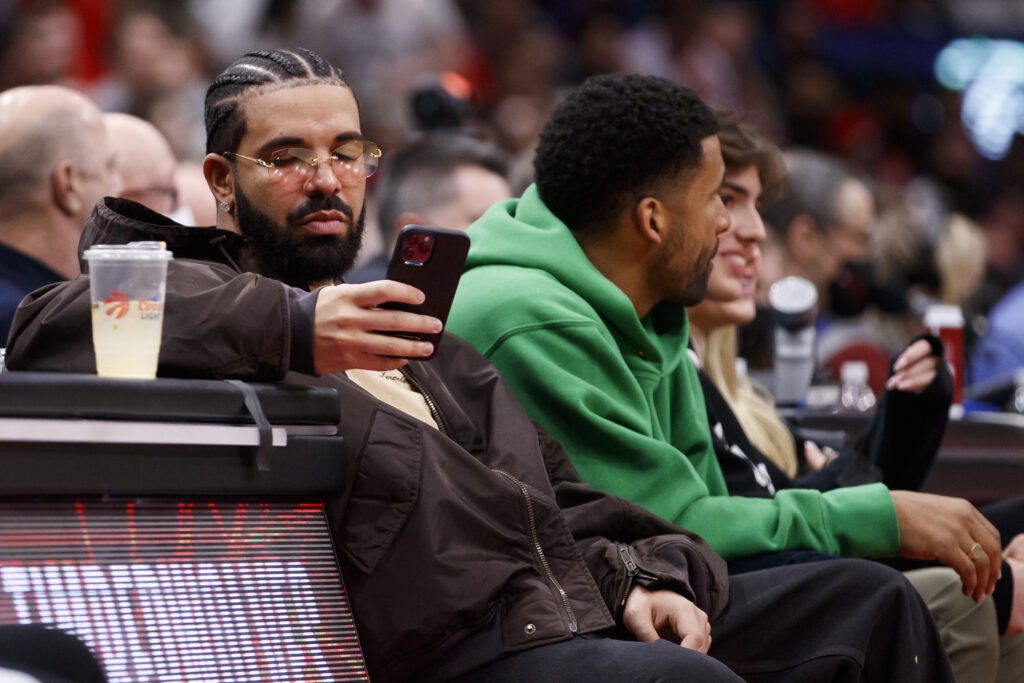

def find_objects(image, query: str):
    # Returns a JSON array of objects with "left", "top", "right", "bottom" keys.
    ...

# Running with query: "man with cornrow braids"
[{"left": 8, "top": 48, "right": 956, "bottom": 682}]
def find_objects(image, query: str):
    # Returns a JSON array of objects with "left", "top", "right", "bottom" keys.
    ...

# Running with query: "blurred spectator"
[
  {"left": 91, "top": 9, "right": 208, "bottom": 161},
  {"left": 460, "top": 2, "right": 565, "bottom": 155},
  {"left": 936, "top": 214, "right": 987, "bottom": 310},
  {"left": 622, "top": 0, "right": 775, "bottom": 124},
  {"left": 186, "top": 0, "right": 284, "bottom": 70},
  {"left": 0, "top": 85, "right": 120, "bottom": 341},
  {"left": 0, "top": 0, "right": 80, "bottom": 91},
  {"left": 348, "top": 132, "right": 511, "bottom": 283},
  {"left": 977, "top": 191, "right": 1024, "bottom": 315},
  {"left": 103, "top": 112, "right": 178, "bottom": 217},
  {"left": 970, "top": 280, "right": 1024, "bottom": 386},
  {"left": 870, "top": 181, "right": 988, "bottom": 355},
  {"left": 759, "top": 148, "right": 912, "bottom": 386},
  {"left": 173, "top": 161, "right": 216, "bottom": 227},
  {"left": 284, "top": 0, "right": 470, "bottom": 149},
  {"left": 762, "top": 149, "right": 879, "bottom": 314}
]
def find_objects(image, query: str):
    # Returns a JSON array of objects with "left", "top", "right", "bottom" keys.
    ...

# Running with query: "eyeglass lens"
[{"left": 267, "top": 141, "right": 379, "bottom": 183}]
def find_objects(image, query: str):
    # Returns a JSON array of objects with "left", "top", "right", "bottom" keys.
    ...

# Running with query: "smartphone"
[{"left": 379, "top": 224, "right": 470, "bottom": 360}]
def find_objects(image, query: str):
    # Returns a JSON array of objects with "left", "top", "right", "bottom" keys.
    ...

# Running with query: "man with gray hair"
[
  {"left": 0, "top": 85, "right": 121, "bottom": 341},
  {"left": 349, "top": 131, "right": 511, "bottom": 283},
  {"left": 104, "top": 112, "right": 179, "bottom": 218}
]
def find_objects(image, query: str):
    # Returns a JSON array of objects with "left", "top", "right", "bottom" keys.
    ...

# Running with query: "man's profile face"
[
  {"left": 229, "top": 83, "right": 368, "bottom": 287},
  {"left": 652, "top": 135, "right": 731, "bottom": 307},
  {"left": 828, "top": 178, "right": 874, "bottom": 266},
  {"left": 795, "top": 177, "right": 874, "bottom": 292}
]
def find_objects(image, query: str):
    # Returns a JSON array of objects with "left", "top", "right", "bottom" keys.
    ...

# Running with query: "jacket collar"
[{"left": 77, "top": 197, "right": 259, "bottom": 273}]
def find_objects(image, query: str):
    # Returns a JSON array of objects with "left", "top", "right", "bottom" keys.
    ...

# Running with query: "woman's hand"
[{"left": 886, "top": 339, "right": 938, "bottom": 393}]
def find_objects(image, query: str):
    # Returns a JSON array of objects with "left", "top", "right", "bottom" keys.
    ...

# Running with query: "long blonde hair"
[
  {"left": 693, "top": 317, "right": 799, "bottom": 477},
  {"left": 695, "top": 114, "right": 798, "bottom": 476}
]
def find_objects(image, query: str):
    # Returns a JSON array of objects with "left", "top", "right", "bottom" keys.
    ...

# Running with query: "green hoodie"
[{"left": 448, "top": 185, "right": 899, "bottom": 560}]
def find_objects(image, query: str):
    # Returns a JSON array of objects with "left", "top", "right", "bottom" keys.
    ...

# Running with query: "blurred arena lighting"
[{"left": 935, "top": 36, "right": 1024, "bottom": 160}]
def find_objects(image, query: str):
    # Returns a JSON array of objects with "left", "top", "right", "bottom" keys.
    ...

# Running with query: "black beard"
[{"left": 234, "top": 184, "right": 365, "bottom": 288}]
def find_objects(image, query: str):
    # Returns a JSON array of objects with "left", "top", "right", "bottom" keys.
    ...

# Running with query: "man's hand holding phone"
[
  {"left": 312, "top": 281, "right": 442, "bottom": 374},
  {"left": 377, "top": 225, "right": 470, "bottom": 359}
]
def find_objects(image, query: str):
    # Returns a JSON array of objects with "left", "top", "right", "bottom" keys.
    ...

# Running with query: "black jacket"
[{"left": 7, "top": 198, "right": 729, "bottom": 682}]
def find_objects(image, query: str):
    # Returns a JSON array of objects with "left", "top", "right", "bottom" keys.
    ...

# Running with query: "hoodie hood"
[
  {"left": 463, "top": 184, "right": 690, "bottom": 372},
  {"left": 78, "top": 197, "right": 259, "bottom": 274}
]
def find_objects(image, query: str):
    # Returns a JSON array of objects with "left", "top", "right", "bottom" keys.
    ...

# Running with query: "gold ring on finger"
[{"left": 968, "top": 542, "right": 984, "bottom": 560}]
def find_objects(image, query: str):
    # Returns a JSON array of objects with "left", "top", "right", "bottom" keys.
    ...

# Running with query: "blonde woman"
[
  {"left": 689, "top": 117, "right": 951, "bottom": 493},
  {"left": 688, "top": 115, "right": 1024, "bottom": 681}
]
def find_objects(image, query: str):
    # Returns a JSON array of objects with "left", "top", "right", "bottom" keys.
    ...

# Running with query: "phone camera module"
[{"left": 401, "top": 232, "right": 434, "bottom": 264}]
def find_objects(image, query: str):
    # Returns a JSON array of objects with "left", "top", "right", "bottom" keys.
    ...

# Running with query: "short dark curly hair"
[{"left": 534, "top": 73, "right": 718, "bottom": 239}]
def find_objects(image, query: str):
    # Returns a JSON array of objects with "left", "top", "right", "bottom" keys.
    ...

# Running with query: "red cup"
[{"left": 924, "top": 304, "right": 964, "bottom": 413}]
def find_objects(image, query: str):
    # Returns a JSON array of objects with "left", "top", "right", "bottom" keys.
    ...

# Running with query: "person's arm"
[
  {"left": 7, "top": 260, "right": 294, "bottom": 379},
  {"left": 498, "top": 322, "right": 1003, "bottom": 598},
  {"left": 537, "top": 423, "right": 729, "bottom": 621},
  {"left": 7, "top": 260, "right": 441, "bottom": 378},
  {"left": 487, "top": 321, "right": 899, "bottom": 561}
]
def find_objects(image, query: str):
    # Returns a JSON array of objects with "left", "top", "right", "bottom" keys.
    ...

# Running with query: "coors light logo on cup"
[
  {"left": 923, "top": 304, "right": 964, "bottom": 417},
  {"left": 83, "top": 241, "right": 172, "bottom": 380}
]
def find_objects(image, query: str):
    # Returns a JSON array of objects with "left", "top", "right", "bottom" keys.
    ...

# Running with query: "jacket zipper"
[
  {"left": 618, "top": 544, "right": 641, "bottom": 612},
  {"left": 399, "top": 365, "right": 449, "bottom": 436},
  {"left": 617, "top": 544, "right": 665, "bottom": 613},
  {"left": 493, "top": 469, "right": 579, "bottom": 634}
]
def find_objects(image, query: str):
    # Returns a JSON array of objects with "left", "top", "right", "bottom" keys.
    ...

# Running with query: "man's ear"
[
  {"left": 51, "top": 160, "right": 81, "bottom": 216},
  {"left": 786, "top": 214, "right": 820, "bottom": 263},
  {"left": 203, "top": 153, "right": 235, "bottom": 207},
  {"left": 633, "top": 196, "right": 667, "bottom": 246}
]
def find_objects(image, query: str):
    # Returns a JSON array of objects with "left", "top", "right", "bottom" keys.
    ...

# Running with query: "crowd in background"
[{"left": 2, "top": 0, "right": 1023, "bottom": 390}]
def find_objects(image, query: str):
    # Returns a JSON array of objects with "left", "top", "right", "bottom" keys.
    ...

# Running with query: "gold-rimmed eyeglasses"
[{"left": 223, "top": 139, "right": 381, "bottom": 185}]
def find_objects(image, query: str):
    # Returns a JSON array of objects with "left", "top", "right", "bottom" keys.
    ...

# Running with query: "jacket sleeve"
[
  {"left": 536, "top": 424, "right": 730, "bottom": 620},
  {"left": 6, "top": 258, "right": 308, "bottom": 381},
  {"left": 485, "top": 322, "right": 899, "bottom": 561}
]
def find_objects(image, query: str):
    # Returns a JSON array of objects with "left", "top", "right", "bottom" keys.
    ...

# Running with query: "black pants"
[
  {"left": 447, "top": 634, "right": 742, "bottom": 683},
  {"left": 449, "top": 559, "right": 953, "bottom": 683},
  {"left": 709, "top": 559, "right": 955, "bottom": 682}
]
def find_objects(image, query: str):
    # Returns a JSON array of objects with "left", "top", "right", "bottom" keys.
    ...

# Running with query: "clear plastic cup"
[{"left": 82, "top": 241, "right": 173, "bottom": 379}]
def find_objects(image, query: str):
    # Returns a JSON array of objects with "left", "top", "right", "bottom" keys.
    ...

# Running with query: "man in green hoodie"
[{"left": 448, "top": 73, "right": 1001, "bottom": 602}]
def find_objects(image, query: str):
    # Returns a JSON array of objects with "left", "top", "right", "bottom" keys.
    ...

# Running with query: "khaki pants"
[{"left": 906, "top": 567, "right": 1024, "bottom": 683}]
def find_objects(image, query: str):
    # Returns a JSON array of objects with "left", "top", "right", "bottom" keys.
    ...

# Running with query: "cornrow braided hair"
[{"left": 204, "top": 47, "right": 351, "bottom": 155}]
